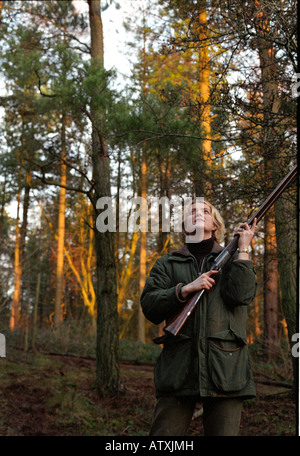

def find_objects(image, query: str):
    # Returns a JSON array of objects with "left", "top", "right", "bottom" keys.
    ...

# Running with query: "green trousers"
[{"left": 149, "top": 396, "right": 243, "bottom": 436}]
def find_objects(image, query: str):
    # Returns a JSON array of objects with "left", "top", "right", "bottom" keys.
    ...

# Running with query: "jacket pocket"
[
  {"left": 207, "top": 329, "right": 250, "bottom": 393},
  {"left": 154, "top": 335, "right": 192, "bottom": 393}
]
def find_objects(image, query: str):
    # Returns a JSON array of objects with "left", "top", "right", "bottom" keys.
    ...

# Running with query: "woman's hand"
[
  {"left": 181, "top": 270, "right": 219, "bottom": 298},
  {"left": 234, "top": 217, "right": 258, "bottom": 258}
]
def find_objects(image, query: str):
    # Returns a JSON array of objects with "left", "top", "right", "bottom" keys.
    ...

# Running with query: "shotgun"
[{"left": 164, "top": 165, "right": 297, "bottom": 337}]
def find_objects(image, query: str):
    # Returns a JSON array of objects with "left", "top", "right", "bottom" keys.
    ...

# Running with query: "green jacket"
[{"left": 141, "top": 242, "right": 257, "bottom": 399}]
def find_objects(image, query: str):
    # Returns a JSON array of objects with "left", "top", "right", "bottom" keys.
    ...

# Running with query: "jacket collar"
[{"left": 170, "top": 241, "right": 223, "bottom": 258}]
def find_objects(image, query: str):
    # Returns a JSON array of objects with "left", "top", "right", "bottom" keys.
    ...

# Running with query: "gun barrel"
[{"left": 247, "top": 165, "right": 297, "bottom": 225}]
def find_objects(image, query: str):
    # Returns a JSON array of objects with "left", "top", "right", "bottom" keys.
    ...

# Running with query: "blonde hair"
[{"left": 183, "top": 198, "right": 225, "bottom": 244}]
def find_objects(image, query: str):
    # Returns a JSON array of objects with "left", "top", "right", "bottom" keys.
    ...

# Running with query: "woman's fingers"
[{"left": 200, "top": 270, "right": 218, "bottom": 290}]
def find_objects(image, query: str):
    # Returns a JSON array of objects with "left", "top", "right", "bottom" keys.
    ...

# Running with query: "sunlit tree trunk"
[
  {"left": 137, "top": 19, "right": 149, "bottom": 344},
  {"left": 195, "top": 3, "right": 211, "bottom": 196},
  {"left": 40, "top": 200, "right": 96, "bottom": 320},
  {"left": 199, "top": 7, "right": 211, "bottom": 164},
  {"left": 54, "top": 115, "right": 67, "bottom": 326},
  {"left": 138, "top": 146, "right": 147, "bottom": 343},
  {"left": 86, "top": 209, "right": 96, "bottom": 319},
  {"left": 10, "top": 177, "right": 22, "bottom": 331},
  {"left": 10, "top": 119, "right": 32, "bottom": 330}
]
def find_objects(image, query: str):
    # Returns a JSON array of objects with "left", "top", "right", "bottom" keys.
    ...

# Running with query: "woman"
[{"left": 141, "top": 199, "right": 257, "bottom": 436}]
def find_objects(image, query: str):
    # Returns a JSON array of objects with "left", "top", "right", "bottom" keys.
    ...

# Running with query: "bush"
[{"left": 2, "top": 321, "right": 161, "bottom": 365}]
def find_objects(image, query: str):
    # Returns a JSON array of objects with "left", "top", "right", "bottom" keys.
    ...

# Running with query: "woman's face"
[{"left": 184, "top": 201, "right": 217, "bottom": 242}]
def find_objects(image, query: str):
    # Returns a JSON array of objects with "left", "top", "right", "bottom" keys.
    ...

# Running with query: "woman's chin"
[{"left": 185, "top": 229, "right": 204, "bottom": 243}]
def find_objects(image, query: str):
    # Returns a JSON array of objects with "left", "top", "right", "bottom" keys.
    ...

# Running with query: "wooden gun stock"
[{"left": 164, "top": 165, "right": 297, "bottom": 337}]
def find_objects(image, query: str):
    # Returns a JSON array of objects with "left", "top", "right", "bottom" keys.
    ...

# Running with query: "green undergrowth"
[{"left": 1, "top": 322, "right": 161, "bottom": 365}]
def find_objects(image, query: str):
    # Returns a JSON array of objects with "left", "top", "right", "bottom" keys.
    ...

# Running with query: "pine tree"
[{"left": 88, "top": 0, "right": 120, "bottom": 397}]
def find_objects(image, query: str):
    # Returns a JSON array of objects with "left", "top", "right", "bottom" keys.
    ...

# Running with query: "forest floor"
[{"left": 0, "top": 346, "right": 297, "bottom": 437}]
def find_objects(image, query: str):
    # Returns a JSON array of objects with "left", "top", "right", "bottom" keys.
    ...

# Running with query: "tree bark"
[
  {"left": 195, "top": 3, "right": 212, "bottom": 196},
  {"left": 254, "top": 0, "right": 297, "bottom": 381},
  {"left": 251, "top": 237, "right": 261, "bottom": 341},
  {"left": 31, "top": 271, "right": 41, "bottom": 351},
  {"left": 263, "top": 205, "right": 278, "bottom": 359},
  {"left": 54, "top": 115, "right": 67, "bottom": 326},
  {"left": 118, "top": 231, "right": 139, "bottom": 314},
  {"left": 88, "top": 0, "right": 120, "bottom": 396},
  {"left": 10, "top": 177, "right": 22, "bottom": 331},
  {"left": 157, "top": 153, "right": 171, "bottom": 254},
  {"left": 0, "top": 175, "right": 7, "bottom": 238},
  {"left": 138, "top": 146, "right": 147, "bottom": 343}
]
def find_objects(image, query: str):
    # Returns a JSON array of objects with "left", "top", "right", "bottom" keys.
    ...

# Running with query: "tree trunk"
[
  {"left": 118, "top": 231, "right": 139, "bottom": 313},
  {"left": 263, "top": 206, "right": 278, "bottom": 359},
  {"left": 0, "top": 175, "right": 7, "bottom": 238},
  {"left": 31, "top": 271, "right": 41, "bottom": 351},
  {"left": 19, "top": 171, "right": 31, "bottom": 316},
  {"left": 195, "top": 3, "right": 211, "bottom": 196},
  {"left": 10, "top": 178, "right": 22, "bottom": 330},
  {"left": 54, "top": 115, "right": 67, "bottom": 326},
  {"left": 254, "top": 0, "right": 297, "bottom": 383},
  {"left": 19, "top": 180, "right": 30, "bottom": 266},
  {"left": 10, "top": 164, "right": 31, "bottom": 331},
  {"left": 251, "top": 237, "right": 261, "bottom": 340},
  {"left": 88, "top": 0, "right": 120, "bottom": 396},
  {"left": 79, "top": 206, "right": 96, "bottom": 319},
  {"left": 158, "top": 153, "right": 171, "bottom": 254},
  {"left": 138, "top": 146, "right": 147, "bottom": 343},
  {"left": 199, "top": 7, "right": 211, "bottom": 164},
  {"left": 115, "top": 148, "right": 121, "bottom": 267}
]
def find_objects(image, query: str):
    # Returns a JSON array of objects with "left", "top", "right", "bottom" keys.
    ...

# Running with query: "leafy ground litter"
[{"left": 0, "top": 348, "right": 296, "bottom": 436}]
